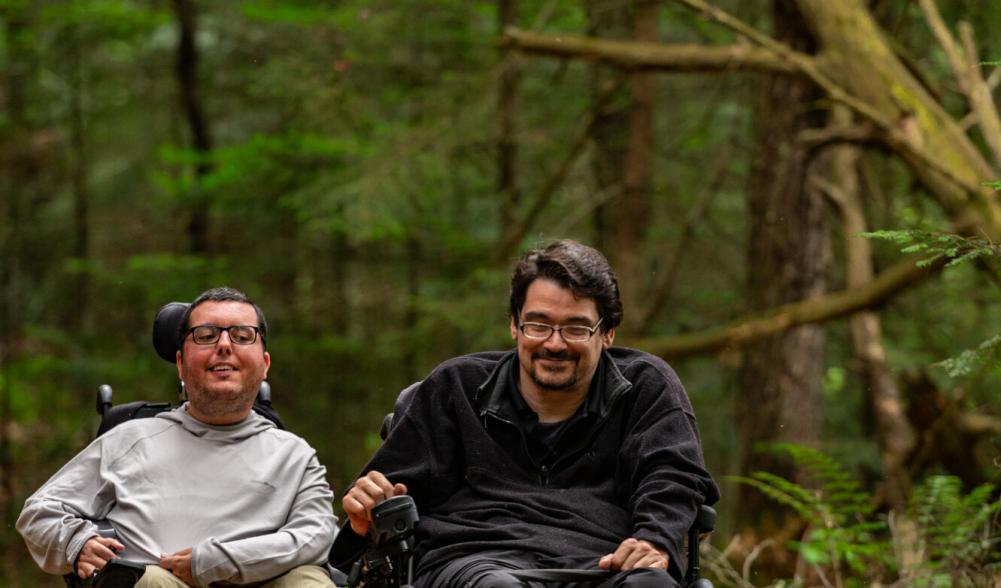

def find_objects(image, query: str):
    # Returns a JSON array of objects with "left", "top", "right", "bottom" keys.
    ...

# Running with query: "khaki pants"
[{"left": 136, "top": 564, "right": 336, "bottom": 587}]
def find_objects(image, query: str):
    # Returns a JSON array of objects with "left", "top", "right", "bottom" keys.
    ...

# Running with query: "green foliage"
[
  {"left": 239, "top": 0, "right": 341, "bottom": 26},
  {"left": 859, "top": 229, "right": 1001, "bottom": 268},
  {"left": 729, "top": 447, "right": 1001, "bottom": 587},
  {"left": 728, "top": 443, "right": 890, "bottom": 583},
  {"left": 935, "top": 334, "right": 1001, "bottom": 379},
  {"left": 861, "top": 229, "right": 1001, "bottom": 379},
  {"left": 901, "top": 476, "right": 1001, "bottom": 587}
]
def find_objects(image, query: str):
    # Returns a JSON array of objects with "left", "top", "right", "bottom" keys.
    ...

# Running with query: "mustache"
[{"left": 533, "top": 350, "right": 579, "bottom": 361}]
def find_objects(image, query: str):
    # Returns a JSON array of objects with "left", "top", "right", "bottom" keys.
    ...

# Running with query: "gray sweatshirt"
[{"left": 17, "top": 405, "right": 337, "bottom": 587}]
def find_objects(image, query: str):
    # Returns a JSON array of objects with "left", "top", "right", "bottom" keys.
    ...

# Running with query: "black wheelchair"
[{"left": 334, "top": 383, "right": 718, "bottom": 588}]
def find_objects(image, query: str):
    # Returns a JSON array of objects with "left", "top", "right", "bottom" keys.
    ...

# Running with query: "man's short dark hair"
[
  {"left": 509, "top": 240, "right": 623, "bottom": 331},
  {"left": 178, "top": 287, "right": 268, "bottom": 350}
]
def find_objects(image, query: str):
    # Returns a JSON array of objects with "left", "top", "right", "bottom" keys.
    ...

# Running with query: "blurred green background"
[{"left": 3, "top": 0, "right": 1001, "bottom": 585}]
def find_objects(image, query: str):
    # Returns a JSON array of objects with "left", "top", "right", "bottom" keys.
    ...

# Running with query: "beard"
[
  {"left": 185, "top": 378, "right": 261, "bottom": 421},
  {"left": 529, "top": 349, "right": 581, "bottom": 391}
]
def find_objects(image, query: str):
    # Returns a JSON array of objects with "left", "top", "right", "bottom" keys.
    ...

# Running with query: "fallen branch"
[
  {"left": 501, "top": 27, "right": 798, "bottom": 74},
  {"left": 628, "top": 255, "right": 948, "bottom": 360}
]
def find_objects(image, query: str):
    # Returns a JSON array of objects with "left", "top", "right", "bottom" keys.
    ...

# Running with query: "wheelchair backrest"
[{"left": 379, "top": 380, "right": 421, "bottom": 440}]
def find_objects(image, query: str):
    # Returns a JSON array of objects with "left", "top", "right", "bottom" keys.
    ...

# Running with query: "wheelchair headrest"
[{"left": 152, "top": 302, "right": 190, "bottom": 363}]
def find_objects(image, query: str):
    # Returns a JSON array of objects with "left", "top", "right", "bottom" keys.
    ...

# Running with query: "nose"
[
  {"left": 542, "top": 329, "right": 569, "bottom": 351},
  {"left": 214, "top": 330, "right": 234, "bottom": 351}
]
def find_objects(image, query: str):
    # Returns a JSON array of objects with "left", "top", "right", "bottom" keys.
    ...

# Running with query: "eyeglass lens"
[
  {"left": 190, "top": 325, "right": 258, "bottom": 345},
  {"left": 521, "top": 323, "right": 593, "bottom": 341}
]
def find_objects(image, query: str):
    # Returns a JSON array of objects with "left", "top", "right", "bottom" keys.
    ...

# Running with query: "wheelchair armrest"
[
  {"left": 696, "top": 504, "right": 717, "bottom": 534},
  {"left": 94, "top": 520, "right": 118, "bottom": 540},
  {"left": 684, "top": 504, "right": 717, "bottom": 587},
  {"left": 64, "top": 559, "right": 146, "bottom": 588},
  {"left": 63, "top": 522, "right": 146, "bottom": 588}
]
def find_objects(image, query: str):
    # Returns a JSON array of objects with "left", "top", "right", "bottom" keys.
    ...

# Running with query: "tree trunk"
[
  {"left": 497, "top": 0, "right": 521, "bottom": 232},
  {"left": 819, "top": 106, "right": 916, "bottom": 512},
  {"left": 586, "top": 0, "right": 630, "bottom": 253},
  {"left": 616, "top": 2, "right": 656, "bottom": 333},
  {"left": 172, "top": 0, "right": 213, "bottom": 254},
  {"left": 735, "top": 0, "right": 829, "bottom": 562},
  {"left": 0, "top": 5, "right": 32, "bottom": 521},
  {"left": 68, "top": 28, "right": 90, "bottom": 328}
]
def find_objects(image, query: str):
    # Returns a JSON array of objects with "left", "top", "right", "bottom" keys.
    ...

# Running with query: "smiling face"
[
  {"left": 510, "top": 278, "right": 615, "bottom": 401},
  {"left": 176, "top": 300, "right": 270, "bottom": 425}
]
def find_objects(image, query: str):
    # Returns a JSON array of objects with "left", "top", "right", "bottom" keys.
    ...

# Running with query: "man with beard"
[
  {"left": 333, "top": 241, "right": 718, "bottom": 588},
  {"left": 18, "top": 287, "right": 337, "bottom": 587}
]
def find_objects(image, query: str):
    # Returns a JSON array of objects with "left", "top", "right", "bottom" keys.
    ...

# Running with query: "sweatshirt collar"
[
  {"left": 475, "top": 349, "right": 632, "bottom": 420},
  {"left": 155, "top": 402, "right": 274, "bottom": 442}
]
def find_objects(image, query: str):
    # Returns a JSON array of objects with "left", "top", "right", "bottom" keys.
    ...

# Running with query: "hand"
[
  {"left": 75, "top": 536, "right": 124, "bottom": 579},
  {"left": 343, "top": 470, "right": 408, "bottom": 536},
  {"left": 160, "top": 547, "right": 194, "bottom": 586},
  {"left": 598, "top": 538, "right": 669, "bottom": 571}
]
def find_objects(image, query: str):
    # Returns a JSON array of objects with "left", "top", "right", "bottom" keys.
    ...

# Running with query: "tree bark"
[
  {"left": 586, "top": 0, "right": 631, "bottom": 254},
  {"left": 172, "top": 0, "right": 213, "bottom": 254},
  {"left": 68, "top": 28, "right": 90, "bottom": 328},
  {"left": 616, "top": 2, "right": 657, "bottom": 333},
  {"left": 735, "top": 0, "right": 829, "bottom": 552},
  {"left": 817, "top": 106, "right": 915, "bottom": 512},
  {"left": 498, "top": 0, "right": 522, "bottom": 231},
  {"left": 501, "top": 28, "right": 799, "bottom": 74}
]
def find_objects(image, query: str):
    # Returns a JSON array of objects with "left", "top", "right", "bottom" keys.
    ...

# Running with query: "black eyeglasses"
[
  {"left": 186, "top": 324, "right": 262, "bottom": 346},
  {"left": 518, "top": 318, "right": 603, "bottom": 342}
]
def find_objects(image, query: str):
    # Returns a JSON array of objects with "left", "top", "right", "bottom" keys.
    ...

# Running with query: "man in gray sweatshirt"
[{"left": 17, "top": 287, "right": 337, "bottom": 587}]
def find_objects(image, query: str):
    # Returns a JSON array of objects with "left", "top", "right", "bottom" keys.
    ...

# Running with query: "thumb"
[{"left": 348, "top": 514, "right": 371, "bottom": 536}]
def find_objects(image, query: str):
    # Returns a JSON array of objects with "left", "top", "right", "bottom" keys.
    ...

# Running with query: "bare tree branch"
[
  {"left": 501, "top": 27, "right": 798, "bottom": 74},
  {"left": 957, "top": 22, "right": 1001, "bottom": 168},
  {"left": 636, "top": 143, "right": 732, "bottom": 332},
  {"left": 628, "top": 255, "right": 948, "bottom": 360},
  {"left": 671, "top": 0, "right": 990, "bottom": 203},
  {"left": 495, "top": 76, "right": 625, "bottom": 264},
  {"left": 798, "top": 125, "right": 883, "bottom": 151},
  {"left": 507, "top": 1, "right": 990, "bottom": 210},
  {"left": 918, "top": 1, "right": 1001, "bottom": 168}
]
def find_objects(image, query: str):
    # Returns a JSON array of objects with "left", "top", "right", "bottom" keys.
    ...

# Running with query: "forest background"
[{"left": 3, "top": 0, "right": 1001, "bottom": 585}]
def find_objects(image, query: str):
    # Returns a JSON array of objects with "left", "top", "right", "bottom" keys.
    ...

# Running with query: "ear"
[
  {"left": 510, "top": 317, "right": 519, "bottom": 341},
  {"left": 601, "top": 327, "right": 616, "bottom": 349},
  {"left": 262, "top": 351, "right": 271, "bottom": 379},
  {"left": 176, "top": 350, "right": 183, "bottom": 379}
]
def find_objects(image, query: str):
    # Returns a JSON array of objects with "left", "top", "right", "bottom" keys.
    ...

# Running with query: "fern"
[
  {"left": 858, "top": 229, "right": 1000, "bottom": 268},
  {"left": 727, "top": 443, "right": 893, "bottom": 583},
  {"left": 861, "top": 229, "right": 1001, "bottom": 378},
  {"left": 729, "top": 447, "right": 1001, "bottom": 587},
  {"left": 901, "top": 476, "right": 1001, "bottom": 587},
  {"left": 935, "top": 334, "right": 1001, "bottom": 378}
]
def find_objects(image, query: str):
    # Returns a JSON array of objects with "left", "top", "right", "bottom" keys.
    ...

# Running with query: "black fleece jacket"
[{"left": 331, "top": 347, "right": 719, "bottom": 583}]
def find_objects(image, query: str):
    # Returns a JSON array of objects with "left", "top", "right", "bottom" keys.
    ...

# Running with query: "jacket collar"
[{"left": 474, "top": 349, "right": 633, "bottom": 421}]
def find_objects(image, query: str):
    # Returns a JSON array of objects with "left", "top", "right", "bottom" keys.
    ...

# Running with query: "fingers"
[
  {"left": 75, "top": 536, "right": 123, "bottom": 578},
  {"left": 343, "top": 471, "right": 407, "bottom": 536},
  {"left": 598, "top": 538, "right": 669, "bottom": 571},
  {"left": 160, "top": 548, "right": 195, "bottom": 586}
]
